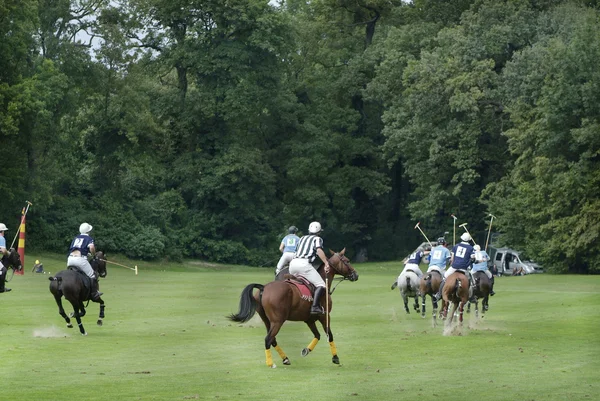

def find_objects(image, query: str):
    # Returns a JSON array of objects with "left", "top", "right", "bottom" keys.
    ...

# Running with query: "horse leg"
[
  {"left": 69, "top": 300, "right": 87, "bottom": 335},
  {"left": 475, "top": 299, "right": 479, "bottom": 319},
  {"left": 258, "top": 308, "right": 289, "bottom": 366},
  {"left": 459, "top": 301, "right": 465, "bottom": 324},
  {"left": 96, "top": 298, "right": 105, "bottom": 326},
  {"left": 54, "top": 294, "right": 72, "bottom": 328},
  {"left": 431, "top": 295, "right": 438, "bottom": 327},
  {"left": 264, "top": 322, "right": 283, "bottom": 368},
  {"left": 413, "top": 295, "right": 419, "bottom": 312},
  {"left": 317, "top": 316, "right": 339, "bottom": 365},
  {"left": 421, "top": 293, "right": 427, "bottom": 318},
  {"left": 402, "top": 292, "right": 409, "bottom": 314},
  {"left": 302, "top": 320, "right": 321, "bottom": 357}
]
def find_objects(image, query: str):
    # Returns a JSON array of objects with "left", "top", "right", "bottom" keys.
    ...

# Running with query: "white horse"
[{"left": 391, "top": 271, "right": 421, "bottom": 314}]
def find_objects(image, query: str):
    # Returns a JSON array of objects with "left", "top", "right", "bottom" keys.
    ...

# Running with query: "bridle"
[{"left": 326, "top": 253, "right": 357, "bottom": 294}]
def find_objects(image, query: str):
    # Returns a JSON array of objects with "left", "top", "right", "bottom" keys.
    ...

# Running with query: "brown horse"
[
  {"left": 228, "top": 249, "right": 359, "bottom": 368},
  {"left": 440, "top": 270, "right": 470, "bottom": 325},
  {"left": 48, "top": 251, "right": 107, "bottom": 335},
  {"left": 467, "top": 271, "right": 491, "bottom": 318},
  {"left": 419, "top": 270, "right": 442, "bottom": 325}
]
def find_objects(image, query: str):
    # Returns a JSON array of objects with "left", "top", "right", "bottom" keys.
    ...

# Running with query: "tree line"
[{"left": 1, "top": 0, "right": 598, "bottom": 273}]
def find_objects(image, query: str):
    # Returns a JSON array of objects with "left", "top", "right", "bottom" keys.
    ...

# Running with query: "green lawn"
[{"left": 2, "top": 254, "right": 599, "bottom": 401}]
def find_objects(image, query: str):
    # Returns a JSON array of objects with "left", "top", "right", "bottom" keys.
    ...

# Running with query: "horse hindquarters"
[{"left": 49, "top": 278, "right": 72, "bottom": 329}]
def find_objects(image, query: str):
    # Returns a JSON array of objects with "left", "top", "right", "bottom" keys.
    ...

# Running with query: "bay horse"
[
  {"left": 1, "top": 248, "right": 23, "bottom": 292},
  {"left": 48, "top": 251, "right": 107, "bottom": 335},
  {"left": 228, "top": 249, "right": 359, "bottom": 368},
  {"left": 467, "top": 271, "right": 491, "bottom": 318},
  {"left": 419, "top": 270, "right": 442, "bottom": 325},
  {"left": 390, "top": 271, "right": 420, "bottom": 314},
  {"left": 440, "top": 270, "right": 470, "bottom": 325}
]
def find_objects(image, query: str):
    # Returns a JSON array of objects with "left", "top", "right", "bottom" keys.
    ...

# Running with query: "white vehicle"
[{"left": 489, "top": 247, "right": 544, "bottom": 276}]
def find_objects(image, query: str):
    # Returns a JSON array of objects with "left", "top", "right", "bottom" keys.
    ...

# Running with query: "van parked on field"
[{"left": 488, "top": 247, "right": 544, "bottom": 275}]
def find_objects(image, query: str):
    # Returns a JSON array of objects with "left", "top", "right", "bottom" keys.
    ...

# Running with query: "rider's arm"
[
  {"left": 279, "top": 242, "right": 285, "bottom": 253},
  {"left": 89, "top": 243, "right": 96, "bottom": 258},
  {"left": 316, "top": 247, "right": 330, "bottom": 273}
]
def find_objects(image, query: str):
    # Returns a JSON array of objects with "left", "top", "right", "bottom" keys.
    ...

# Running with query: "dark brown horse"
[
  {"left": 419, "top": 270, "right": 442, "bottom": 325},
  {"left": 228, "top": 249, "right": 359, "bottom": 368},
  {"left": 467, "top": 271, "right": 491, "bottom": 318},
  {"left": 48, "top": 251, "right": 107, "bottom": 335},
  {"left": 440, "top": 270, "right": 470, "bottom": 325},
  {"left": 1, "top": 248, "right": 23, "bottom": 292}
]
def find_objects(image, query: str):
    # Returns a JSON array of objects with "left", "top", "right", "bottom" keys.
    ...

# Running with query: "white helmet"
[
  {"left": 474, "top": 244, "right": 481, "bottom": 251},
  {"left": 308, "top": 221, "right": 322, "bottom": 234},
  {"left": 0, "top": 223, "right": 7, "bottom": 231},
  {"left": 79, "top": 223, "right": 93, "bottom": 234},
  {"left": 460, "top": 232, "right": 471, "bottom": 242}
]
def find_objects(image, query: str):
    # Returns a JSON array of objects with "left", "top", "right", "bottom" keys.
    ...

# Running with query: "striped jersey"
[{"left": 294, "top": 235, "right": 323, "bottom": 263}]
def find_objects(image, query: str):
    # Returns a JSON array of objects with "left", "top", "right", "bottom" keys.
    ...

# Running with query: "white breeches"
[{"left": 289, "top": 258, "right": 325, "bottom": 288}]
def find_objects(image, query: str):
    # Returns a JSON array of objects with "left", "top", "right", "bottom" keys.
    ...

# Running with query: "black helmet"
[
  {"left": 288, "top": 226, "right": 298, "bottom": 234},
  {"left": 437, "top": 237, "right": 446, "bottom": 245}
]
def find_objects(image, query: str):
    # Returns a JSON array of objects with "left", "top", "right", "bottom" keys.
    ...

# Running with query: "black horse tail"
[
  {"left": 227, "top": 283, "right": 264, "bottom": 323},
  {"left": 454, "top": 278, "right": 461, "bottom": 296},
  {"left": 391, "top": 281, "right": 398, "bottom": 290},
  {"left": 48, "top": 276, "right": 61, "bottom": 283},
  {"left": 406, "top": 276, "right": 412, "bottom": 292}
]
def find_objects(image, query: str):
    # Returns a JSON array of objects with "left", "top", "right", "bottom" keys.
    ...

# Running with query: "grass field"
[{"left": 1, "top": 253, "right": 599, "bottom": 401}]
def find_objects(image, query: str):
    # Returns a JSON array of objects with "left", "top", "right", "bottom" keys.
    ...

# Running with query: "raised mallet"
[
  {"left": 414, "top": 222, "right": 433, "bottom": 248},
  {"left": 459, "top": 222, "right": 477, "bottom": 245},
  {"left": 485, "top": 213, "right": 497, "bottom": 252},
  {"left": 451, "top": 214, "right": 458, "bottom": 246}
]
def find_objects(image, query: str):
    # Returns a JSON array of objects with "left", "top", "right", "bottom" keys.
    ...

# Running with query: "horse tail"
[
  {"left": 227, "top": 283, "right": 264, "bottom": 323},
  {"left": 48, "top": 276, "right": 62, "bottom": 291},
  {"left": 391, "top": 281, "right": 398, "bottom": 290},
  {"left": 425, "top": 274, "right": 432, "bottom": 292},
  {"left": 406, "top": 276, "right": 411, "bottom": 292},
  {"left": 454, "top": 278, "right": 461, "bottom": 296}
]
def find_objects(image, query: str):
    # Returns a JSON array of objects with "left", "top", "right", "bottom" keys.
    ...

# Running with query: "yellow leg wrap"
[
  {"left": 307, "top": 338, "right": 319, "bottom": 351},
  {"left": 329, "top": 341, "right": 338, "bottom": 356},
  {"left": 274, "top": 345, "right": 287, "bottom": 359},
  {"left": 265, "top": 349, "right": 274, "bottom": 367}
]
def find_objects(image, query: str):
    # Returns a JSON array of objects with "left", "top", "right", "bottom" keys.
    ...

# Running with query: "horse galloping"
[
  {"left": 419, "top": 270, "right": 442, "bottom": 325},
  {"left": 48, "top": 251, "right": 107, "bottom": 335},
  {"left": 1, "top": 248, "right": 23, "bottom": 292},
  {"left": 467, "top": 271, "right": 491, "bottom": 318},
  {"left": 391, "top": 271, "right": 420, "bottom": 314},
  {"left": 440, "top": 270, "right": 470, "bottom": 325},
  {"left": 228, "top": 249, "right": 359, "bottom": 368}
]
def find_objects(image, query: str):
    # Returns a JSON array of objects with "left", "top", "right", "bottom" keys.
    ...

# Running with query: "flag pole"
[
  {"left": 12, "top": 201, "right": 32, "bottom": 276},
  {"left": 10, "top": 201, "right": 32, "bottom": 249}
]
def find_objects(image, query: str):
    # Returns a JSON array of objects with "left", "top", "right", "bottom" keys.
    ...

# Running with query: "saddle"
[
  {"left": 284, "top": 276, "right": 315, "bottom": 302},
  {"left": 67, "top": 267, "right": 94, "bottom": 293}
]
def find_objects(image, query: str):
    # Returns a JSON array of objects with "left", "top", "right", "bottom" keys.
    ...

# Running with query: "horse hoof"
[
  {"left": 270, "top": 363, "right": 277, "bottom": 369},
  {"left": 97, "top": 320, "right": 103, "bottom": 326},
  {"left": 69, "top": 312, "right": 74, "bottom": 318},
  {"left": 67, "top": 323, "right": 73, "bottom": 328},
  {"left": 282, "top": 358, "right": 291, "bottom": 365},
  {"left": 81, "top": 332, "right": 88, "bottom": 336},
  {"left": 332, "top": 355, "right": 340, "bottom": 364},
  {"left": 301, "top": 348, "right": 311, "bottom": 357}
]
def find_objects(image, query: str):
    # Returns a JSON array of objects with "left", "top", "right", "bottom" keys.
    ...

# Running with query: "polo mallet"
[
  {"left": 485, "top": 213, "right": 497, "bottom": 252},
  {"left": 414, "top": 222, "right": 433, "bottom": 248},
  {"left": 451, "top": 214, "right": 458, "bottom": 246},
  {"left": 325, "top": 277, "right": 329, "bottom": 338},
  {"left": 10, "top": 201, "right": 33, "bottom": 249},
  {"left": 459, "top": 222, "right": 477, "bottom": 245},
  {"left": 99, "top": 258, "right": 138, "bottom": 275}
]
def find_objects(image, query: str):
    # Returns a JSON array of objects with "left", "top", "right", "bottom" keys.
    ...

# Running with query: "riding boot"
[
  {"left": 310, "top": 287, "right": 326, "bottom": 315},
  {"left": 490, "top": 276, "right": 495, "bottom": 296},
  {"left": 90, "top": 278, "right": 103, "bottom": 301},
  {"left": 434, "top": 279, "right": 445, "bottom": 301},
  {"left": 0, "top": 268, "right": 10, "bottom": 293}
]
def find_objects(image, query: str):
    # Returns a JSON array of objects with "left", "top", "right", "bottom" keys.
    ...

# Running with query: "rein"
[{"left": 325, "top": 253, "right": 354, "bottom": 295}]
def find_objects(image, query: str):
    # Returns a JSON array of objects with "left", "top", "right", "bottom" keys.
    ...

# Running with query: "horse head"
[
  {"left": 2, "top": 248, "right": 22, "bottom": 271},
  {"left": 328, "top": 248, "right": 359, "bottom": 282},
  {"left": 93, "top": 251, "right": 107, "bottom": 278}
]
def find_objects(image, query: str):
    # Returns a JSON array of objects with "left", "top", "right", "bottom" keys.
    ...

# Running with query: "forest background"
[{"left": 1, "top": 0, "right": 598, "bottom": 273}]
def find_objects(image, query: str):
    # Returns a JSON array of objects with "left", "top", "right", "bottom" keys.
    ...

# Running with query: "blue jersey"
[
  {"left": 407, "top": 250, "right": 425, "bottom": 265},
  {"left": 0, "top": 236, "right": 5, "bottom": 249},
  {"left": 68, "top": 234, "right": 94, "bottom": 256},
  {"left": 429, "top": 245, "right": 450, "bottom": 268},
  {"left": 280, "top": 234, "right": 300, "bottom": 253},
  {"left": 472, "top": 250, "right": 490, "bottom": 272},
  {"left": 451, "top": 242, "right": 474, "bottom": 270}
]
